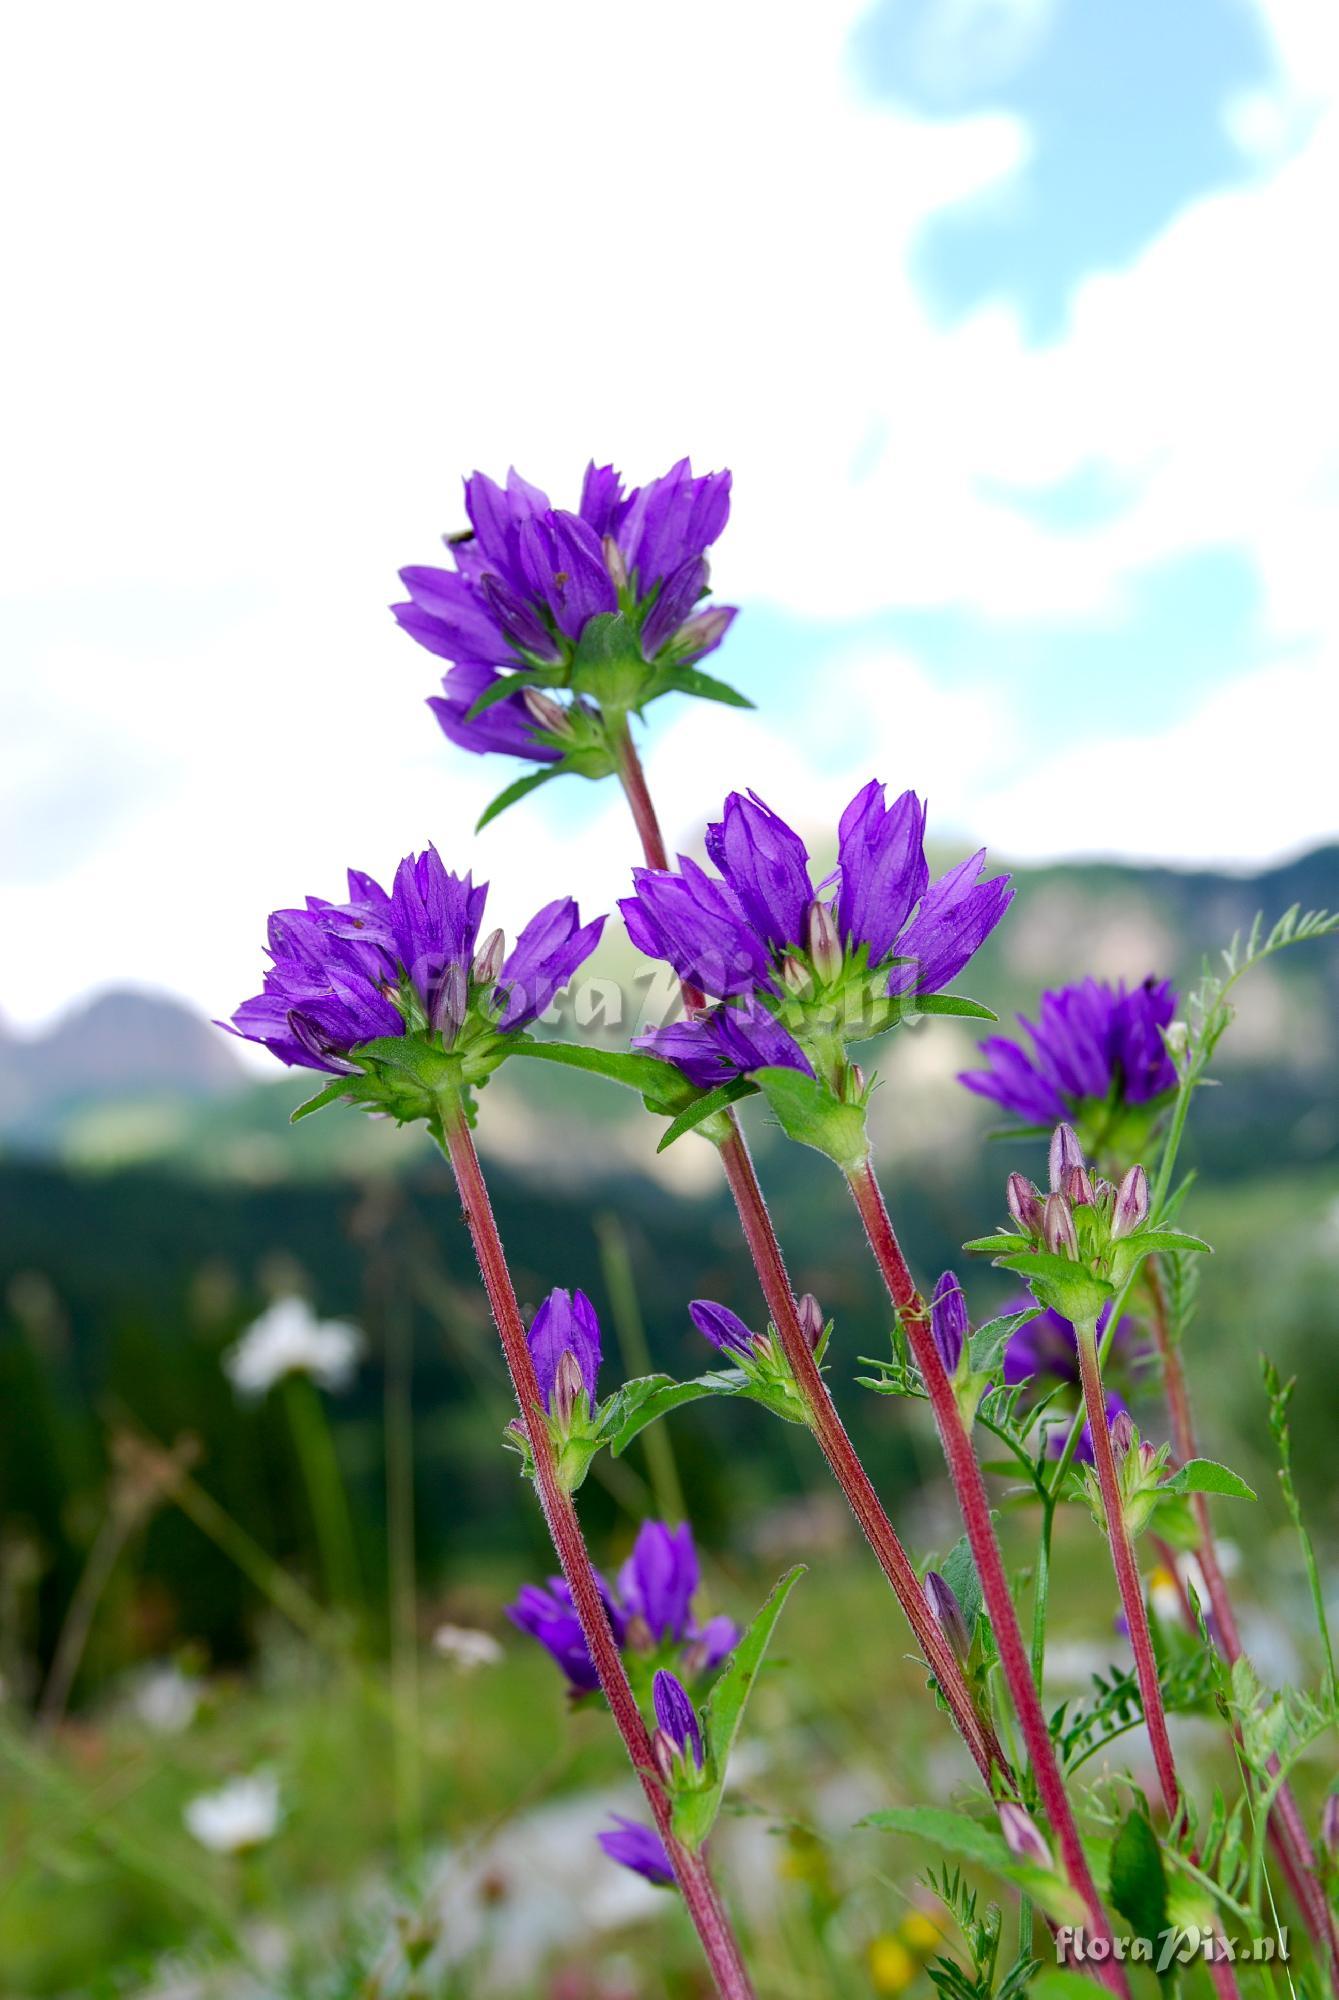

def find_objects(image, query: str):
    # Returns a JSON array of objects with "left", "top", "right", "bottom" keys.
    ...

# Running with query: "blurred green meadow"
[{"left": 2, "top": 847, "right": 1338, "bottom": 1997}]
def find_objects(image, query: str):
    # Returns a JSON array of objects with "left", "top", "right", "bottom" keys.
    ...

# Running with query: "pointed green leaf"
[
  {"left": 603, "top": 1372, "right": 743, "bottom": 1457},
  {"left": 671, "top": 1564, "right": 805, "bottom": 1848},
  {"left": 462, "top": 668, "right": 545, "bottom": 722},
  {"left": 656, "top": 1076, "right": 760, "bottom": 1150},
  {"left": 969, "top": 1306, "right": 1039, "bottom": 1378},
  {"left": 1128, "top": 1228, "right": 1212, "bottom": 1256},
  {"left": 859, "top": 1807, "right": 1085, "bottom": 1924},
  {"left": 962, "top": 1232, "right": 1028, "bottom": 1256},
  {"left": 1109, "top": 1809, "right": 1168, "bottom": 1942},
  {"left": 1163, "top": 1458, "right": 1256, "bottom": 1501},
  {"left": 905, "top": 992, "right": 998, "bottom": 1022},
  {"left": 938, "top": 1534, "right": 983, "bottom": 1633},
  {"left": 506, "top": 1039, "right": 686, "bottom": 1105},
  {"left": 290, "top": 1079, "right": 352, "bottom": 1123},
  {"left": 476, "top": 764, "right": 564, "bottom": 831},
  {"left": 651, "top": 663, "right": 755, "bottom": 710}
]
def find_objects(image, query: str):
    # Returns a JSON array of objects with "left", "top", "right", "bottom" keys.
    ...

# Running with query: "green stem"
[
  {"left": 595, "top": 1210, "right": 687, "bottom": 1525},
  {"left": 284, "top": 1373, "right": 361, "bottom": 1613}
]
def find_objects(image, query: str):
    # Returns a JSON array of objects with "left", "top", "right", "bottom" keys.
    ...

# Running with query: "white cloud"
[{"left": 2, "top": 0, "right": 1335, "bottom": 1033}]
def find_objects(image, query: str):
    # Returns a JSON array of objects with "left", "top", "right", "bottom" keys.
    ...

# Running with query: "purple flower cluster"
[
  {"left": 507, "top": 1519, "right": 738, "bottom": 1694},
  {"left": 622, "top": 783, "right": 1012, "bottom": 1086},
  {"left": 225, "top": 847, "right": 603, "bottom": 1074},
  {"left": 961, "top": 976, "right": 1178, "bottom": 1128},
  {"left": 392, "top": 460, "right": 736, "bottom": 763}
]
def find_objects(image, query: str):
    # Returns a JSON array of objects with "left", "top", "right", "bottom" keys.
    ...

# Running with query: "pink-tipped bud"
[
  {"left": 523, "top": 687, "right": 570, "bottom": 734},
  {"left": 1094, "top": 1177, "right": 1117, "bottom": 1205},
  {"left": 1064, "top": 1164, "right": 1095, "bottom": 1207},
  {"left": 1111, "top": 1163, "right": 1150, "bottom": 1240},
  {"left": 433, "top": 961, "right": 469, "bottom": 1039},
  {"left": 781, "top": 953, "right": 811, "bottom": 996},
  {"left": 1006, "top": 1172, "right": 1045, "bottom": 1238},
  {"left": 552, "top": 1348, "right": 586, "bottom": 1427},
  {"left": 796, "top": 1293, "right": 825, "bottom": 1351},
  {"left": 807, "top": 898, "right": 843, "bottom": 984},
  {"left": 1048, "top": 1122, "right": 1084, "bottom": 1193},
  {"left": 673, "top": 606, "right": 733, "bottom": 657},
  {"left": 848, "top": 1062, "right": 866, "bottom": 1098},
  {"left": 998, "top": 1802, "right": 1053, "bottom": 1870},
  {"left": 1110, "top": 1408, "right": 1135, "bottom": 1459},
  {"left": 1042, "top": 1191, "right": 1079, "bottom": 1259},
  {"left": 472, "top": 927, "right": 506, "bottom": 985},
  {"left": 602, "top": 533, "right": 629, "bottom": 593},
  {"left": 652, "top": 1728, "right": 678, "bottom": 1784}
]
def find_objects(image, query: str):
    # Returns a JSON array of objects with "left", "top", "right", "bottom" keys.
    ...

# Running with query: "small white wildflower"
[
  {"left": 132, "top": 1664, "right": 199, "bottom": 1734},
  {"left": 184, "top": 1771, "right": 281, "bottom": 1854},
  {"left": 223, "top": 1297, "right": 364, "bottom": 1397},
  {"left": 434, "top": 1624, "right": 504, "bottom": 1670}
]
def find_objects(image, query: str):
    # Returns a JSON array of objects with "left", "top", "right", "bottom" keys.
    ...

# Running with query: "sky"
[{"left": 2, "top": 0, "right": 1337, "bottom": 1038}]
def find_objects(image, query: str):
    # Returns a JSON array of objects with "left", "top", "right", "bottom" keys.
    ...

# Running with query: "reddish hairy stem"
[
  {"left": 611, "top": 725, "right": 1008, "bottom": 1792},
  {"left": 717, "top": 1127, "right": 1007, "bottom": 1789},
  {"left": 848, "top": 1160, "right": 1128, "bottom": 1994},
  {"left": 1073, "top": 1315, "right": 1242, "bottom": 2000},
  {"left": 438, "top": 1100, "right": 754, "bottom": 1999},
  {"left": 1146, "top": 1263, "right": 1339, "bottom": 1981}
]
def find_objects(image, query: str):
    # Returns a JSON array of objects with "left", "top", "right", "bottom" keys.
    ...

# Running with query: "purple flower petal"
[
  {"left": 619, "top": 1520, "right": 698, "bottom": 1646},
  {"left": 704, "top": 791, "right": 813, "bottom": 954},
  {"left": 597, "top": 1816, "right": 675, "bottom": 1886},
  {"left": 427, "top": 661, "right": 562, "bottom": 763},
  {"left": 688, "top": 1299, "right": 757, "bottom": 1361},
  {"left": 496, "top": 898, "right": 605, "bottom": 1029},
  {"left": 836, "top": 782, "right": 930, "bottom": 964},
  {"left": 527, "top": 1287, "right": 602, "bottom": 1413},
  {"left": 887, "top": 850, "right": 1013, "bottom": 997}
]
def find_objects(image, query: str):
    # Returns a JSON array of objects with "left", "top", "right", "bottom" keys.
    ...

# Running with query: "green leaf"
[
  {"left": 602, "top": 1372, "right": 740, "bottom": 1457},
  {"left": 656, "top": 1076, "right": 759, "bottom": 1150},
  {"left": 1129, "top": 1228, "right": 1212, "bottom": 1256},
  {"left": 1163, "top": 1458, "right": 1256, "bottom": 1501},
  {"left": 506, "top": 1040, "right": 686, "bottom": 1105},
  {"left": 476, "top": 765, "right": 563, "bottom": 831},
  {"left": 969, "top": 1306, "right": 1039, "bottom": 1379},
  {"left": 993, "top": 1251, "right": 1113, "bottom": 1324},
  {"left": 753, "top": 1066, "right": 868, "bottom": 1171},
  {"left": 860, "top": 1806, "right": 1014, "bottom": 1872},
  {"left": 289, "top": 1080, "right": 351, "bottom": 1123},
  {"left": 859, "top": 1807, "right": 1085, "bottom": 1924},
  {"left": 938, "top": 1535, "right": 983, "bottom": 1633},
  {"left": 650, "top": 663, "right": 755, "bottom": 710},
  {"left": 671, "top": 1564, "right": 805, "bottom": 1848},
  {"left": 1109, "top": 1809, "right": 1169, "bottom": 1943},
  {"left": 962, "top": 1233, "right": 1027, "bottom": 1256},
  {"left": 904, "top": 993, "right": 999, "bottom": 1023},
  {"left": 462, "top": 668, "right": 545, "bottom": 722}
]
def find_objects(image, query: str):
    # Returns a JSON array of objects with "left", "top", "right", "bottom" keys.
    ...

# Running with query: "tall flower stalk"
[
  {"left": 435, "top": 1098, "right": 754, "bottom": 1997},
  {"left": 226, "top": 849, "right": 755, "bottom": 1998},
  {"left": 609, "top": 731, "right": 1009, "bottom": 1793},
  {"left": 846, "top": 1162, "right": 1126, "bottom": 1986}
]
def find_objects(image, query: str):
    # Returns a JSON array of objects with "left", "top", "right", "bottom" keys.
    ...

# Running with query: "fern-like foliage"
[
  {"left": 1053, "top": 1653, "right": 1217, "bottom": 1774},
  {"left": 1180, "top": 902, "right": 1339, "bottom": 1081}
]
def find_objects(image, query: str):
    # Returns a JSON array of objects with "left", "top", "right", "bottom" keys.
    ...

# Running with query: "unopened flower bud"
[
  {"left": 1110, "top": 1408, "right": 1135, "bottom": 1459},
  {"left": 848, "top": 1062, "right": 866, "bottom": 1098},
  {"left": 796, "top": 1293, "right": 825, "bottom": 1351},
  {"left": 781, "top": 953, "right": 811, "bottom": 996},
  {"left": 602, "top": 533, "right": 629, "bottom": 594},
  {"left": 1064, "top": 1164, "right": 1095, "bottom": 1207},
  {"left": 1006, "top": 1172, "right": 1045, "bottom": 1237},
  {"left": 523, "top": 687, "right": 570, "bottom": 734},
  {"left": 1042, "top": 1191, "right": 1079, "bottom": 1259},
  {"left": 433, "top": 961, "right": 469, "bottom": 1038},
  {"left": 673, "top": 606, "right": 733, "bottom": 658},
  {"left": 998, "top": 1802, "right": 1052, "bottom": 1870},
  {"left": 1111, "top": 1163, "right": 1150, "bottom": 1240},
  {"left": 924, "top": 1570, "right": 971, "bottom": 1665},
  {"left": 552, "top": 1347, "right": 586, "bottom": 1427},
  {"left": 1048, "top": 1122, "right": 1085, "bottom": 1193},
  {"left": 472, "top": 927, "right": 506, "bottom": 985},
  {"left": 1165, "top": 1020, "right": 1189, "bottom": 1060},
  {"left": 807, "top": 898, "right": 843, "bottom": 984},
  {"left": 930, "top": 1271, "right": 968, "bottom": 1375},
  {"left": 653, "top": 1669, "right": 704, "bottom": 1771},
  {"left": 652, "top": 1728, "right": 678, "bottom": 1784},
  {"left": 1094, "top": 1177, "right": 1117, "bottom": 1205}
]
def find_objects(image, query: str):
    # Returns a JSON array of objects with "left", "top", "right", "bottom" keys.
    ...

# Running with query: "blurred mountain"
[{"left": 1, "top": 846, "right": 1336, "bottom": 1179}]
